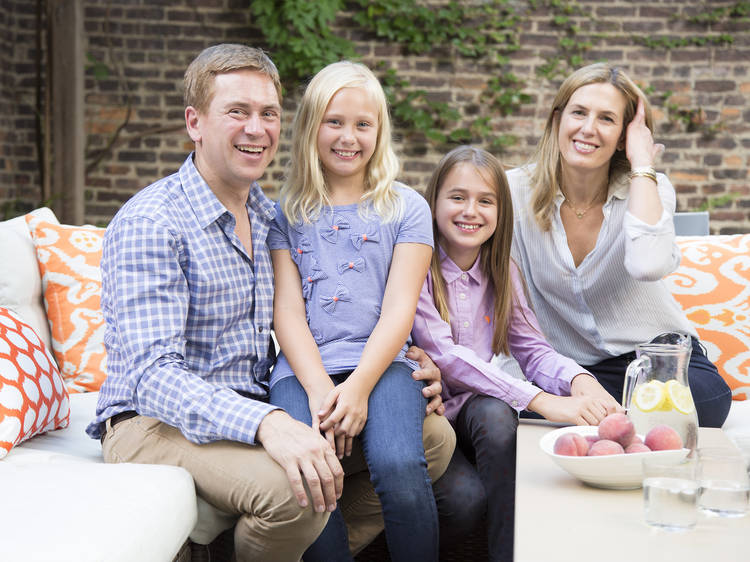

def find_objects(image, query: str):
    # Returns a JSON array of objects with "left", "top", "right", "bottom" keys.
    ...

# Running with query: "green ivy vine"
[
  {"left": 249, "top": 0, "right": 530, "bottom": 149},
  {"left": 247, "top": 1, "right": 743, "bottom": 148}
]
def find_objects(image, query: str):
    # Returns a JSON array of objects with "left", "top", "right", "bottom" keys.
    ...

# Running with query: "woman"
[{"left": 504, "top": 62, "right": 731, "bottom": 428}]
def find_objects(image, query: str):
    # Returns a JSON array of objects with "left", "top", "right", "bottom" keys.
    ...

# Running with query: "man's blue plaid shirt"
[{"left": 86, "top": 154, "right": 278, "bottom": 444}]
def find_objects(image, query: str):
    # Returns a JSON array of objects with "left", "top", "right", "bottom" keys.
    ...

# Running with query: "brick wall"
[
  {"left": 1, "top": 0, "right": 749, "bottom": 233},
  {"left": 0, "top": 0, "right": 43, "bottom": 219}
]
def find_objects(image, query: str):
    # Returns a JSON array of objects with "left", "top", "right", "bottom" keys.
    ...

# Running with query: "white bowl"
[{"left": 539, "top": 425, "right": 690, "bottom": 490}]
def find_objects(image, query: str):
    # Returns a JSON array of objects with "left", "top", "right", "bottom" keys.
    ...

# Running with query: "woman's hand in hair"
[{"left": 625, "top": 96, "right": 665, "bottom": 169}]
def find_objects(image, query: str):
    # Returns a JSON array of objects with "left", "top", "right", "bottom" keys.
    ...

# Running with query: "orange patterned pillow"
[
  {"left": 666, "top": 234, "right": 750, "bottom": 401},
  {"left": 0, "top": 307, "right": 70, "bottom": 458},
  {"left": 26, "top": 218, "right": 107, "bottom": 393}
]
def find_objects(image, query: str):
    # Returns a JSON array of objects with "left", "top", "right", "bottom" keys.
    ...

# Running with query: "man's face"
[{"left": 186, "top": 70, "right": 281, "bottom": 195}]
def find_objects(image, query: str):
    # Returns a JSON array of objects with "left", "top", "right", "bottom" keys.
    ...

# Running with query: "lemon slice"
[
  {"left": 666, "top": 379, "right": 695, "bottom": 414},
  {"left": 634, "top": 380, "right": 666, "bottom": 412}
]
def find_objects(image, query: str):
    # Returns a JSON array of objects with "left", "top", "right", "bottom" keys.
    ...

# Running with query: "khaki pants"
[{"left": 102, "top": 412, "right": 454, "bottom": 561}]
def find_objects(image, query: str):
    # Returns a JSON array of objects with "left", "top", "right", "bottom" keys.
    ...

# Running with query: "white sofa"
[
  {"left": 0, "top": 209, "right": 234, "bottom": 562},
  {"left": 1, "top": 208, "right": 748, "bottom": 560}
]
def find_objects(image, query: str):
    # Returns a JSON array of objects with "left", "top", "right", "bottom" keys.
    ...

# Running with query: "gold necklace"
[{"left": 561, "top": 190, "right": 604, "bottom": 219}]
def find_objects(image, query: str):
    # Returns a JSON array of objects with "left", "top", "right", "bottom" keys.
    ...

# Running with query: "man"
[{"left": 86, "top": 44, "right": 454, "bottom": 561}]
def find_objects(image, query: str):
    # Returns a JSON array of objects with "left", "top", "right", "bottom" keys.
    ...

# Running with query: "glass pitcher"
[{"left": 622, "top": 332, "right": 698, "bottom": 452}]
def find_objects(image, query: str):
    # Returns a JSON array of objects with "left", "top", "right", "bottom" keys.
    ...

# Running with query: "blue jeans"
[{"left": 270, "top": 362, "right": 438, "bottom": 562}]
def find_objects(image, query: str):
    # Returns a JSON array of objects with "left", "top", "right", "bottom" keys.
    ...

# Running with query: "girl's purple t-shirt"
[{"left": 267, "top": 184, "right": 433, "bottom": 386}]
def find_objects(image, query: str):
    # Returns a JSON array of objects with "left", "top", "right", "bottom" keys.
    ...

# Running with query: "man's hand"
[
  {"left": 407, "top": 345, "right": 445, "bottom": 416},
  {"left": 256, "top": 410, "right": 344, "bottom": 513}
]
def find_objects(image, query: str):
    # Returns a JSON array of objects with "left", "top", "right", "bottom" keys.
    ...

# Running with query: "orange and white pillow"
[
  {"left": 26, "top": 217, "right": 107, "bottom": 393},
  {"left": 667, "top": 234, "right": 750, "bottom": 401},
  {"left": 0, "top": 307, "right": 70, "bottom": 458}
]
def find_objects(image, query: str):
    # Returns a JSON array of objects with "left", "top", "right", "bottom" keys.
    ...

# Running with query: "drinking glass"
[
  {"left": 697, "top": 447, "right": 750, "bottom": 518},
  {"left": 643, "top": 456, "right": 699, "bottom": 531}
]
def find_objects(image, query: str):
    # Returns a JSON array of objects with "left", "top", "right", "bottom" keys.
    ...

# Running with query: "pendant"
[{"left": 575, "top": 211, "right": 584, "bottom": 219}]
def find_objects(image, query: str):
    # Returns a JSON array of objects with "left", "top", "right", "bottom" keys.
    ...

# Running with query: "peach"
[
  {"left": 597, "top": 413, "right": 635, "bottom": 447},
  {"left": 630, "top": 435, "right": 643, "bottom": 445},
  {"left": 584, "top": 435, "right": 600, "bottom": 446},
  {"left": 625, "top": 442, "right": 651, "bottom": 454},
  {"left": 588, "top": 439, "right": 624, "bottom": 456},
  {"left": 553, "top": 433, "right": 590, "bottom": 456},
  {"left": 644, "top": 425, "right": 683, "bottom": 451}
]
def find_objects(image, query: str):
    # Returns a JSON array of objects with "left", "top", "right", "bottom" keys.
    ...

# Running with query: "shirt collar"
[
  {"left": 438, "top": 245, "right": 483, "bottom": 284},
  {"left": 179, "top": 153, "right": 276, "bottom": 229}
]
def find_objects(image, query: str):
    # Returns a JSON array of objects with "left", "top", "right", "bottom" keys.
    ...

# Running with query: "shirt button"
[
  {"left": 258, "top": 326, "right": 264, "bottom": 332},
  {"left": 463, "top": 321, "right": 469, "bottom": 328},
  {"left": 512, "top": 400, "right": 518, "bottom": 407},
  {"left": 461, "top": 274, "right": 467, "bottom": 281},
  {"left": 459, "top": 293, "right": 466, "bottom": 300}
]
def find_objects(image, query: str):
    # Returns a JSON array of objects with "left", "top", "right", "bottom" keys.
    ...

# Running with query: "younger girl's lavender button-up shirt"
[{"left": 412, "top": 248, "right": 587, "bottom": 422}]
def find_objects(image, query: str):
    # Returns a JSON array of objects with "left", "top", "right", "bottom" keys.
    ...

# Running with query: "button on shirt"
[
  {"left": 411, "top": 247, "right": 584, "bottom": 422},
  {"left": 506, "top": 166, "right": 696, "bottom": 366},
  {"left": 86, "top": 154, "right": 277, "bottom": 444}
]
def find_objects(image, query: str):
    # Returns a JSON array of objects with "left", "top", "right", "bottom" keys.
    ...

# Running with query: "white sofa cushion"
[
  {"left": 13, "top": 392, "right": 237, "bottom": 545},
  {"left": 0, "top": 208, "right": 58, "bottom": 351},
  {"left": 0, "top": 453, "right": 197, "bottom": 562}
]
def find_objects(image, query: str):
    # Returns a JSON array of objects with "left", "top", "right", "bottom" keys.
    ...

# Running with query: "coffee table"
[{"left": 515, "top": 423, "right": 749, "bottom": 562}]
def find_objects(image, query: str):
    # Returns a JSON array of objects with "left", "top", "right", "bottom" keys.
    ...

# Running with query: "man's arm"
[{"left": 101, "top": 217, "right": 276, "bottom": 444}]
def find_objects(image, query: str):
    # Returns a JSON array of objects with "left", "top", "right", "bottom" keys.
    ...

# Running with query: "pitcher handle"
[{"left": 623, "top": 356, "right": 650, "bottom": 410}]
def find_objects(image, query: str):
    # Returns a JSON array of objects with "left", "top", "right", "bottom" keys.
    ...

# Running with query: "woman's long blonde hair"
[
  {"left": 280, "top": 61, "right": 402, "bottom": 223},
  {"left": 529, "top": 63, "right": 654, "bottom": 231},
  {"left": 424, "top": 146, "right": 515, "bottom": 355}
]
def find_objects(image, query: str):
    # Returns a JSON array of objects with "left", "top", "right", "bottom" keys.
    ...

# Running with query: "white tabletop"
[{"left": 515, "top": 424, "right": 749, "bottom": 562}]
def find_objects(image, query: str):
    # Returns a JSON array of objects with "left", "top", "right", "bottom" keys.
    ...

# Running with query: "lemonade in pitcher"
[
  {"left": 623, "top": 333, "right": 698, "bottom": 452},
  {"left": 628, "top": 379, "right": 698, "bottom": 451}
]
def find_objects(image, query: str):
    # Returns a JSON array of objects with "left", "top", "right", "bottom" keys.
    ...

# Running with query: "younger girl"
[
  {"left": 412, "top": 146, "right": 620, "bottom": 561},
  {"left": 268, "top": 61, "right": 438, "bottom": 561}
]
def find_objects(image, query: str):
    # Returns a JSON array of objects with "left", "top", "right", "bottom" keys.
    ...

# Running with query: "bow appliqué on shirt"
[
  {"left": 301, "top": 259, "right": 328, "bottom": 299},
  {"left": 290, "top": 235, "right": 313, "bottom": 266},
  {"left": 350, "top": 227, "right": 380, "bottom": 250},
  {"left": 320, "top": 283, "right": 352, "bottom": 314},
  {"left": 319, "top": 214, "right": 351, "bottom": 243},
  {"left": 336, "top": 257, "right": 365, "bottom": 274}
]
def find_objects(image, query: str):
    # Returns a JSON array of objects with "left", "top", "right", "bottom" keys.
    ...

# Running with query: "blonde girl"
[
  {"left": 412, "top": 146, "right": 619, "bottom": 561},
  {"left": 267, "top": 61, "right": 439, "bottom": 561}
]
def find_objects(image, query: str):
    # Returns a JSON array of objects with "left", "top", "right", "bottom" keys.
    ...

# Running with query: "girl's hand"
[
  {"left": 318, "top": 378, "right": 370, "bottom": 457},
  {"left": 570, "top": 373, "right": 623, "bottom": 415},
  {"left": 527, "top": 392, "right": 613, "bottom": 426},
  {"left": 625, "top": 96, "right": 665, "bottom": 169},
  {"left": 307, "top": 380, "right": 337, "bottom": 452}
]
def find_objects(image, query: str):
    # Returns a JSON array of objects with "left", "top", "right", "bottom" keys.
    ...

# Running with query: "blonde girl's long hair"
[
  {"left": 529, "top": 62, "right": 654, "bottom": 231},
  {"left": 281, "top": 61, "right": 402, "bottom": 224},
  {"left": 424, "top": 146, "right": 515, "bottom": 356}
]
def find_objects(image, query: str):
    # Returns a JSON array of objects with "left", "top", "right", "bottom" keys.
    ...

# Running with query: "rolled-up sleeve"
[{"left": 623, "top": 173, "right": 681, "bottom": 281}]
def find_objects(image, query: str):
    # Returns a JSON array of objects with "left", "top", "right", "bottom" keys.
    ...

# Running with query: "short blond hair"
[
  {"left": 529, "top": 63, "right": 653, "bottom": 231},
  {"left": 281, "top": 61, "right": 401, "bottom": 224},
  {"left": 183, "top": 44, "right": 281, "bottom": 112}
]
